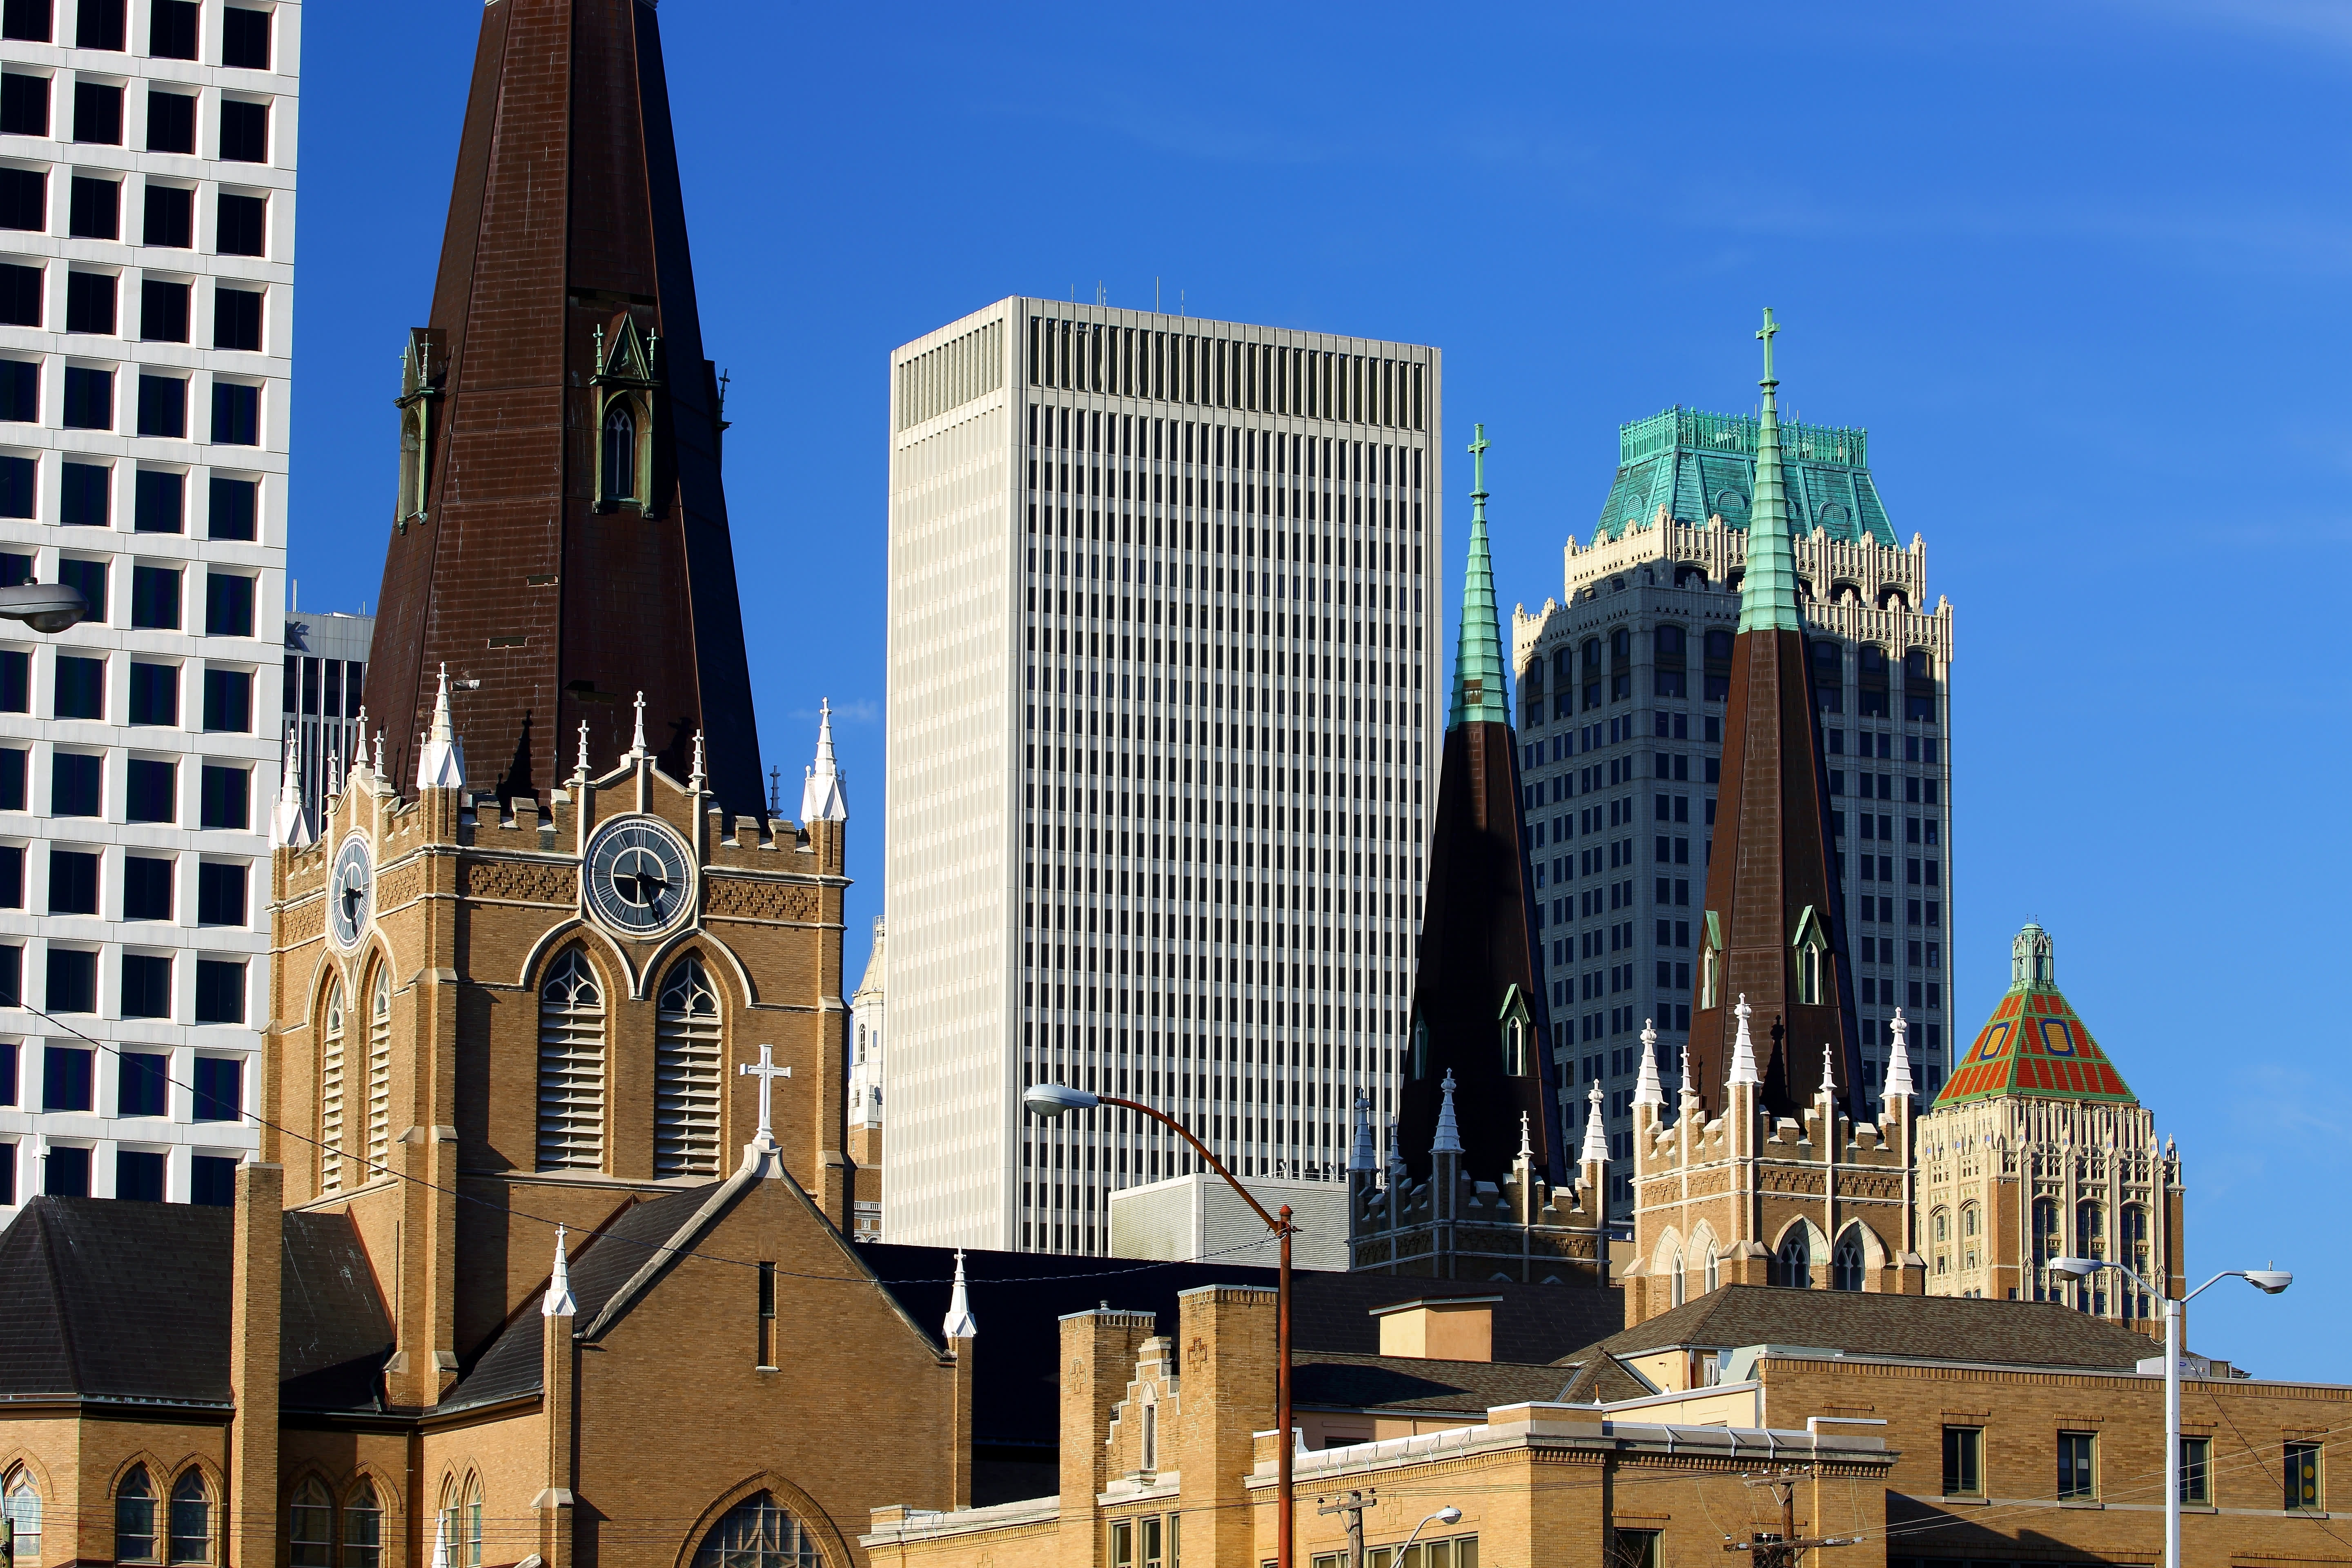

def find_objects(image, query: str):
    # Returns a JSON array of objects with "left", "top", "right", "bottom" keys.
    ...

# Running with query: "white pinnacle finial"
[
  {"left": 942, "top": 1249, "right": 979, "bottom": 1340},
  {"left": 430, "top": 1513, "right": 448, "bottom": 1568},
  {"left": 1727, "top": 995, "right": 1762, "bottom": 1087},
  {"left": 1634, "top": 1020, "right": 1664, "bottom": 1107},
  {"left": 325, "top": 738, "right": 343, "bottom": 800},
  {"left": 801, "top": 699, "right": 847, "bottom": 823},
  {"left": 575, "top": 720, "right": 591, "bottom": 778},
  {"left": 372, "top": 729, "right": 384, "bottom": 776},
  {"left": 1580, "top": 1080, "right": 1610, "bottom": 1167},
  {"left": 690, "top": 729, "right": 706, "bottom": 792},
  {"left": 1518, "top": 1111, "right": 1532, "bottom": 1162},
  {"left": 630, "top": 691, "right": 647, "bottom": 757},
  {"left": 1431, "top": 1070, "right": 1463, "bottom": 1154},
  {"left": 1883, "top": 1009, "right": 1918, "bottom": 1103},
  {"left": 1820, "top": 1042, "right": 1838, "bottom": 1096},
  {"left": 1349, "top": 1094, "right": 1375, "bottom": 1172},
  {"left": 541, "top": 1224, "right": 577, "bottom": 1317},
  {"left": 416, "top": 664, "right": 466, "bottom": 790},
  {"left": 271, "top": 724, "right": 314, "bottom": 848}
]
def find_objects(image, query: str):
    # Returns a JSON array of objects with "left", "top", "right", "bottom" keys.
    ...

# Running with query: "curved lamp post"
[
  {"left": 0, "top": 580, "right": 87, "bottom": 634},
  {"left": 1391, "top": 1505, "right": 1463, "bottom": 1566},
  {"left": 1023, "top": 1080, "right": 1298, "bottom": 1567},
  {"left": 2048, "top": 1255, "right": 2290, "bottom": 1568}
]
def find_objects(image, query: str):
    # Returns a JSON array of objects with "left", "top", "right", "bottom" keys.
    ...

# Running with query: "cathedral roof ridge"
[{"left": 1933, "top": 923, "right": 2137, "bottom": 1110}]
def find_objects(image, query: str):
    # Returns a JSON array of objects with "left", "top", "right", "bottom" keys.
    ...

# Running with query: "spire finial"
[
  {"left": 1727, "top": 994, "right": 1763, "bottom": 1087},
  {"left": 1737, "top": 309, "right": 1802, "bottom": 635},
  {"left": 1820, "top": 1041, "right": 1838, "bottom": 1097},
  {"left": 1883, "top": 1009, "right": 1918, "bottom": 1104},
  {"left": 1447, "top": 426, "right": 1507, "bottom": 729},
  {"left": 690, "top": 729, "right": 706, "bottom": 792},
  {"left": 630, "top": 691, "right": 647, "bottom": 757},
  {"left": 1580, "top": 1080, "right": 1609, "bottom": 1167},
  {"left": 1431, "top": 1070, "right": 1463, "bottom": 1155},
  {"left": 942, "top": 1249, "right": 978, "bottom": 1340},
  {"left": 1517, "top": 1111, "right": 1532, "bottom": 1162},
  {"left": 416, "top": 667, "right": 465, "bottom": 790},
  {"left": 272, "top": 724, "right": 315, "bottom": 848},
  {"left": 575, "top": 720, "right": 591, "bottom": 778},
  {"left": 541, "top": 1224, "right": 577, "bottom": 1317},
  {"left": 1635, "top": 1020, "right": 1664, "bottom": 1107},
  {"left": 800, "top": 699, "right": 847, "bottom": 823}
]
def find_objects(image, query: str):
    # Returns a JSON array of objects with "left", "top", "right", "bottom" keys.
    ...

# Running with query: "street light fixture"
[
  {"left": 1023, "top": 1080, "right": 1300, "bottom": 1567},
  {"left": 0, "top": 580, "right": 87, "bottom": 634},
  {"left": 1390, "top": 1506, "right": 1464, "bottom": 1567},
  {"left": 2047, "top": 1255, "right": 2290, "bottom": 1568}
]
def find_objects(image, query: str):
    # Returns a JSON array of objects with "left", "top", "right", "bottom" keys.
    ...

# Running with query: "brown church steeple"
[
  {"left": 367, "top": 0, "right": 763, "bottom": 813},
  {"left": 1685, "top": 312, "right": 1864, "bottom": 1119}
]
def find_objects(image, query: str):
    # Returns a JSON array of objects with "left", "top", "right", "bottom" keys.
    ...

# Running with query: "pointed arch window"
[
  {"left": 2032, "top": 1197, "right": 2062, "bottom": 1300},
  {"left": 167, "top": 1470, "right": 210, "bottom": 1563},
  {"left": 1791, "top": 907, "right": 1829, "bottom": 1007},
  {"left": 1832, "top": 1227, "right": 1865, "bottom": 1292},
  {"left": 1704, "top": 1243, "right": 1720, "bottom": 1295},
  {"left": 116, "top": 1466, "right": 157, "bottom": 1561},
  {"left": 1669, "top": 1248, "right": 1686, "bottom": 1307},
  {"left": 319, "top": 980, "right": 345, "bottom": 1192},
  {"left": 341, "top": 1483, "right": 381, "bottom": 1568},
  {"left": 655, "top": 957, "right": 722, "bottom": 1177},
  {"left": 536, "top": 949, "right": 606, "bottom": 1172},
  {"left": 690, "top": 1492, "right": 825, "bottom": 1568},
  {"left": 2123, "top": 1205, "right": 2152, "bottom": 1319},
  {"left": 288, "top": 1482, "right": 331, "bottom": 1568},
  {"left": 439, "top": 1480, "right": 481, "bottom": 1568},
  {"left": 365, "top": 968, "right": 392, "bottom": 1176},
  {"left": 5, "top": 1468, "right": 41, "bottom": 1566},
  {"left": 600, "top": 404, "right": 637, "bottom": 506},
  {"left": 1497, "top": 988, "right": 1532, "bottom": 1078},
  {"left": 1774, "top": 1228, "right": 1813, "bottom": 1290}
]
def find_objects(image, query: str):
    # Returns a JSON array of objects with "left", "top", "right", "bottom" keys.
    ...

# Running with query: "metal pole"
[
  {"left": 1279, "top": 1205, "right": 1294, "bottom": 1568},
  {"left": 2165, "top": 1294, "right": 2181, "bottom": 1568}
]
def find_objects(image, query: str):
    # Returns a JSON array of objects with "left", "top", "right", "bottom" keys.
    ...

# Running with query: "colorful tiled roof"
[
  {"left": 1589, "top": 405, "right": 1895, "bottom": 548},
  {"left": 1934, "top": 924, "right": 2136, "bottom": 1107}
]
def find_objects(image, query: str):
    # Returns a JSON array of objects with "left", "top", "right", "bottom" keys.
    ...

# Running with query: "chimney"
[{"left": 1372, "top": 1296, "right": 1501, "bottom": 1363}]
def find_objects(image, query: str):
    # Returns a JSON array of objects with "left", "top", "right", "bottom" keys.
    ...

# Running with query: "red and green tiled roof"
[{"left": 1936, "top": 930, "right": 2135, "bottom": 1107}]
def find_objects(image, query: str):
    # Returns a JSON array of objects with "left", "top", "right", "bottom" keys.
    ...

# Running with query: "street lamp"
[
  {"left": 1023, "top": 1080, "right": 1299, "bottom": 1567},
  {"left": 0, "top": 579, "right": 86, "bottom": 634},
  {"left": 1390, "top": 1506, "right": 1463, "bottom": 1567},
  {"left": 2047, "top": 1255, "right": 2290, "bottom": 1568}
]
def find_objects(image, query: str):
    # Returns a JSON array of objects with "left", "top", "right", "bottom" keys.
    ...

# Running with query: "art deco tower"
[
  {"left": 1685, "top": 313, "right": 1864, "bottom": 1118},
  {"left": 365, "top": 0, "right": 762, "bottom": 813},
  {"left": 1397, "top": 428, "right": 1563, "bottom": 1184}
]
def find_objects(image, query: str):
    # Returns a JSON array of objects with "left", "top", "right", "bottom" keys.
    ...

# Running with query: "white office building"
[
  {"left": 1510, "top": 407, "right": 1954, "bottom": 1218},
  {"left": 280, "top": 602, "right": 365, "bottom": 826},
  {"left": 886, "top": 299, "right": 1439, "bottom": 1252},
  {"left": 0, "top": 0, "right": 295, "bottom": 1212}
]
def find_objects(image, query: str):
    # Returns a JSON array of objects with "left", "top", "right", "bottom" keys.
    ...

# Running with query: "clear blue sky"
[{"left": 294, "top": 4, "right": 2350, "bottom": 1374}]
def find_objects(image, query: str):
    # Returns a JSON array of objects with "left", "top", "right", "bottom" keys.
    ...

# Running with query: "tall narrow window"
[
  {"left": 535, "top": 949, "right": 605, "bottom": 1171},
  {"left": 2178, "top": 1437, "right": 2211, "bottom": 1505},
  {"left": 2287, "top": 1442, "right": 2323, "bottom": 1512},
  {"left": 756, "top": 1261, "right": 777, "bottom": 1367},
  {"left": 1831, "top": 1226, "right": 1864, "bottom": 1291},
  {"left": 654, "top": 956, "right": 720, "bottom": 1177},
  {"left": 2057, "top": 1432, "right": 2098, "bottom": 1501},
  {"left": 116, "top": 1466, "right": 157, "bottom": 1561},
  {"left": 600, "top": 404, "right": 636, "bottom": 506},
  {"left": 4, "top": 1467, "right": 41, "bottom": 1566},
  {"left": 1942, "top": 1427, "right": 1983, "bottom": 1497},
  {"left": 1775, "top": 1227, "right": 1812, "bottom": 1289},
  {"left": 166, "top": 1472, "right": 209, "bottom": 1564},
  {"left": 318, "top": 981, "right": 344, "bottom": 1192},
  {"left": 1704, "top": 1244, "right": 1719, "bottom": 1294},
  {"left": 1669, "top": 1248, "right": 1686, "bottom": 1307},
  {"left": 341, "top": 1483, "right": 381, "bottom": 1568},
  {"left": 365, "top": 968, "right": 391, "bottom": 1176},
  {"left": 287, "top": 1482, "right": 330, "bottom": 1568}
]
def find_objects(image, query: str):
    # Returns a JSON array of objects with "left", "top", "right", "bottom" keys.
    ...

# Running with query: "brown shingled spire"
[{"left": 367, "top": 0, "right": 763, "bottom": 815}]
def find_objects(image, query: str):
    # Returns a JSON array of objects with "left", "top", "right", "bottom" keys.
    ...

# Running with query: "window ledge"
[
  {"left": 2058, "top": 1500, "right": 2104, "bottom": 1510},
  {"left": 1936, "top": 1496, "right": 1988, "bottom": 1508}
]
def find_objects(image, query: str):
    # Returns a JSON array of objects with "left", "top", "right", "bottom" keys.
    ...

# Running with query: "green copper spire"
[
  {"left": 1448, "top": 424, "right": 1510, "bottom": 729},
  {"left": 1736, "top": 308, "right": 1802, "bottom": 634}
]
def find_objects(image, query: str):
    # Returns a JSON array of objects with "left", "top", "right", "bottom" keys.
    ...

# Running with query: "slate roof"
[
  {"left": 859, "top": 1245, "right": 1624, "bottom": 1451},
  {"left": 1557, "top": 1285, "right": 2156, "bottom": 1379},
  {"left": 0, "top": 1196, "right": 392, "bottom": 1412}
]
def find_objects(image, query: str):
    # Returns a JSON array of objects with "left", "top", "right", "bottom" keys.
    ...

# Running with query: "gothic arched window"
[
  {"left": 5, "top": 1467, "right": 41, "bottom": 1566},
  {"left": 116, "top": 1466, "right": 157, "bottom": 1562},
  {"left": 366, "top": 967, "right": 392, "bottom": 1176},
  {"left": 342, "top": 1483, "right": 382, "bottom": 1568},
  {"left": 601, "top": 404, "right": 637, "bottom": 506},
  {"left": 288, "top": 1481, "right": 331, "bottom": 1568},
  {"left": 2123, "top": 1205, "right": 2152, "bottom": 1318},
  {"left": 690, "top": 1492, "right": 825, "bottom": 1568},
  {"left": 319, "top": 980, "right": 345, "bottom": 1193},
  {"left": 1775, "top": 1228, "right": 1812, "bottom": 1290},
  {"left": 1669, "top": 1248, "right": 1686, "bottom": 1307},
  {"left": 655, "top": 957, "right": 722, "bottom": 1177},
  {"left": 1704, "top": 1244, "right": 1720, "bottom": 1295},
  {"left": 1501, "top": 1017, "right": 1526, "bottom": 1077},
  {"left": 536, "top": 949, "right": 607, "bottom": 1172},
  {"left": 1832, "top": 1227, "right": 1865, "bottom": 1292},
  {"left": 167, "top": 1470, "right": 210, "bottom": 1564},
  {"left": 2032, "top": 1197, "right": 2062, "bottom": 1300}
]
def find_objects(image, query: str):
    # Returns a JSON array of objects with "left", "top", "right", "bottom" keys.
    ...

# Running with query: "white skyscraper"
[
  {"left": 0, "top": 0, "right": 295, "bottom": 1212},
  {"left": 886, "top": 299, "right": 1439, "bottom": 1253}
]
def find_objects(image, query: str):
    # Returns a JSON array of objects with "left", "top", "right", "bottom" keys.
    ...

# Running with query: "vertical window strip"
[
  {"left": 365, "top": 971, "right": 392, "bottom": 1175},
  {"left": 319, "top": 984, "right": 345, "bottom": 1192}
]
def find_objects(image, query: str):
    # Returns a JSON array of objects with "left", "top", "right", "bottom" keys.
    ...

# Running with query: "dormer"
[
  {"left": 591, "top": 313, "right": 663, "bottom": 516},
  {"left": 394, "top": 327, "right": 447, "bottom": 533}
]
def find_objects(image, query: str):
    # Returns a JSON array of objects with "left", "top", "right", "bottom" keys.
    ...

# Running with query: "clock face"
[
  {"left": 329, "top": 836, "right": 372, "bottom": 949},
  {"left": 582, "top": 816, "right": 695, "bottom": 938}
]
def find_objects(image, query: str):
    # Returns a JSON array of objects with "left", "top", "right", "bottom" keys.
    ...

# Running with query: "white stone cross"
[{"left": 739, "top": 1042, "right": 792, "bottom": 1136}]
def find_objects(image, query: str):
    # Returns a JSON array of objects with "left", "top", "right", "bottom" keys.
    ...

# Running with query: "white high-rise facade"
[
  {"left": 0, "top": 0, "right": 295, "bottom": 1214},
  {"left": 886, "top": 299, "right": 1439, "bottom": 1253}
]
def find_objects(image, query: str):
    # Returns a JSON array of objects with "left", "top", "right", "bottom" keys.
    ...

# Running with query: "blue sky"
[{"left": 294, "top": 3, "right": 2350, "bottom": 1374}]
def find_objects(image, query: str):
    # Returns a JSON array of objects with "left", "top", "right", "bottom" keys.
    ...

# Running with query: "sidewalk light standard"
[
  {"left": 0, "top": 580, "right": 86, "bottom": 633},
  {"left": 2048, "top": 1255, "right": 2290, "bottom": 1568},
  {"left": 1023, "top": 1080, "right": 1297, "bottom": 1568}
]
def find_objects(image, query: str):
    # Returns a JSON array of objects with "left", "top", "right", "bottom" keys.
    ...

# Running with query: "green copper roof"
[
  {"left": 1588, "top": 405, "right": 1894, "bottom": 548},
  {"left": 1448, "top": 424, "right": 1509, "bottom": 729},
  {"left": 1935, "top": 924, "right": 2138, "bottom": 1109},
  {"left": 1737, "top": 309, "right": 1802, "bottom": 635}
]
